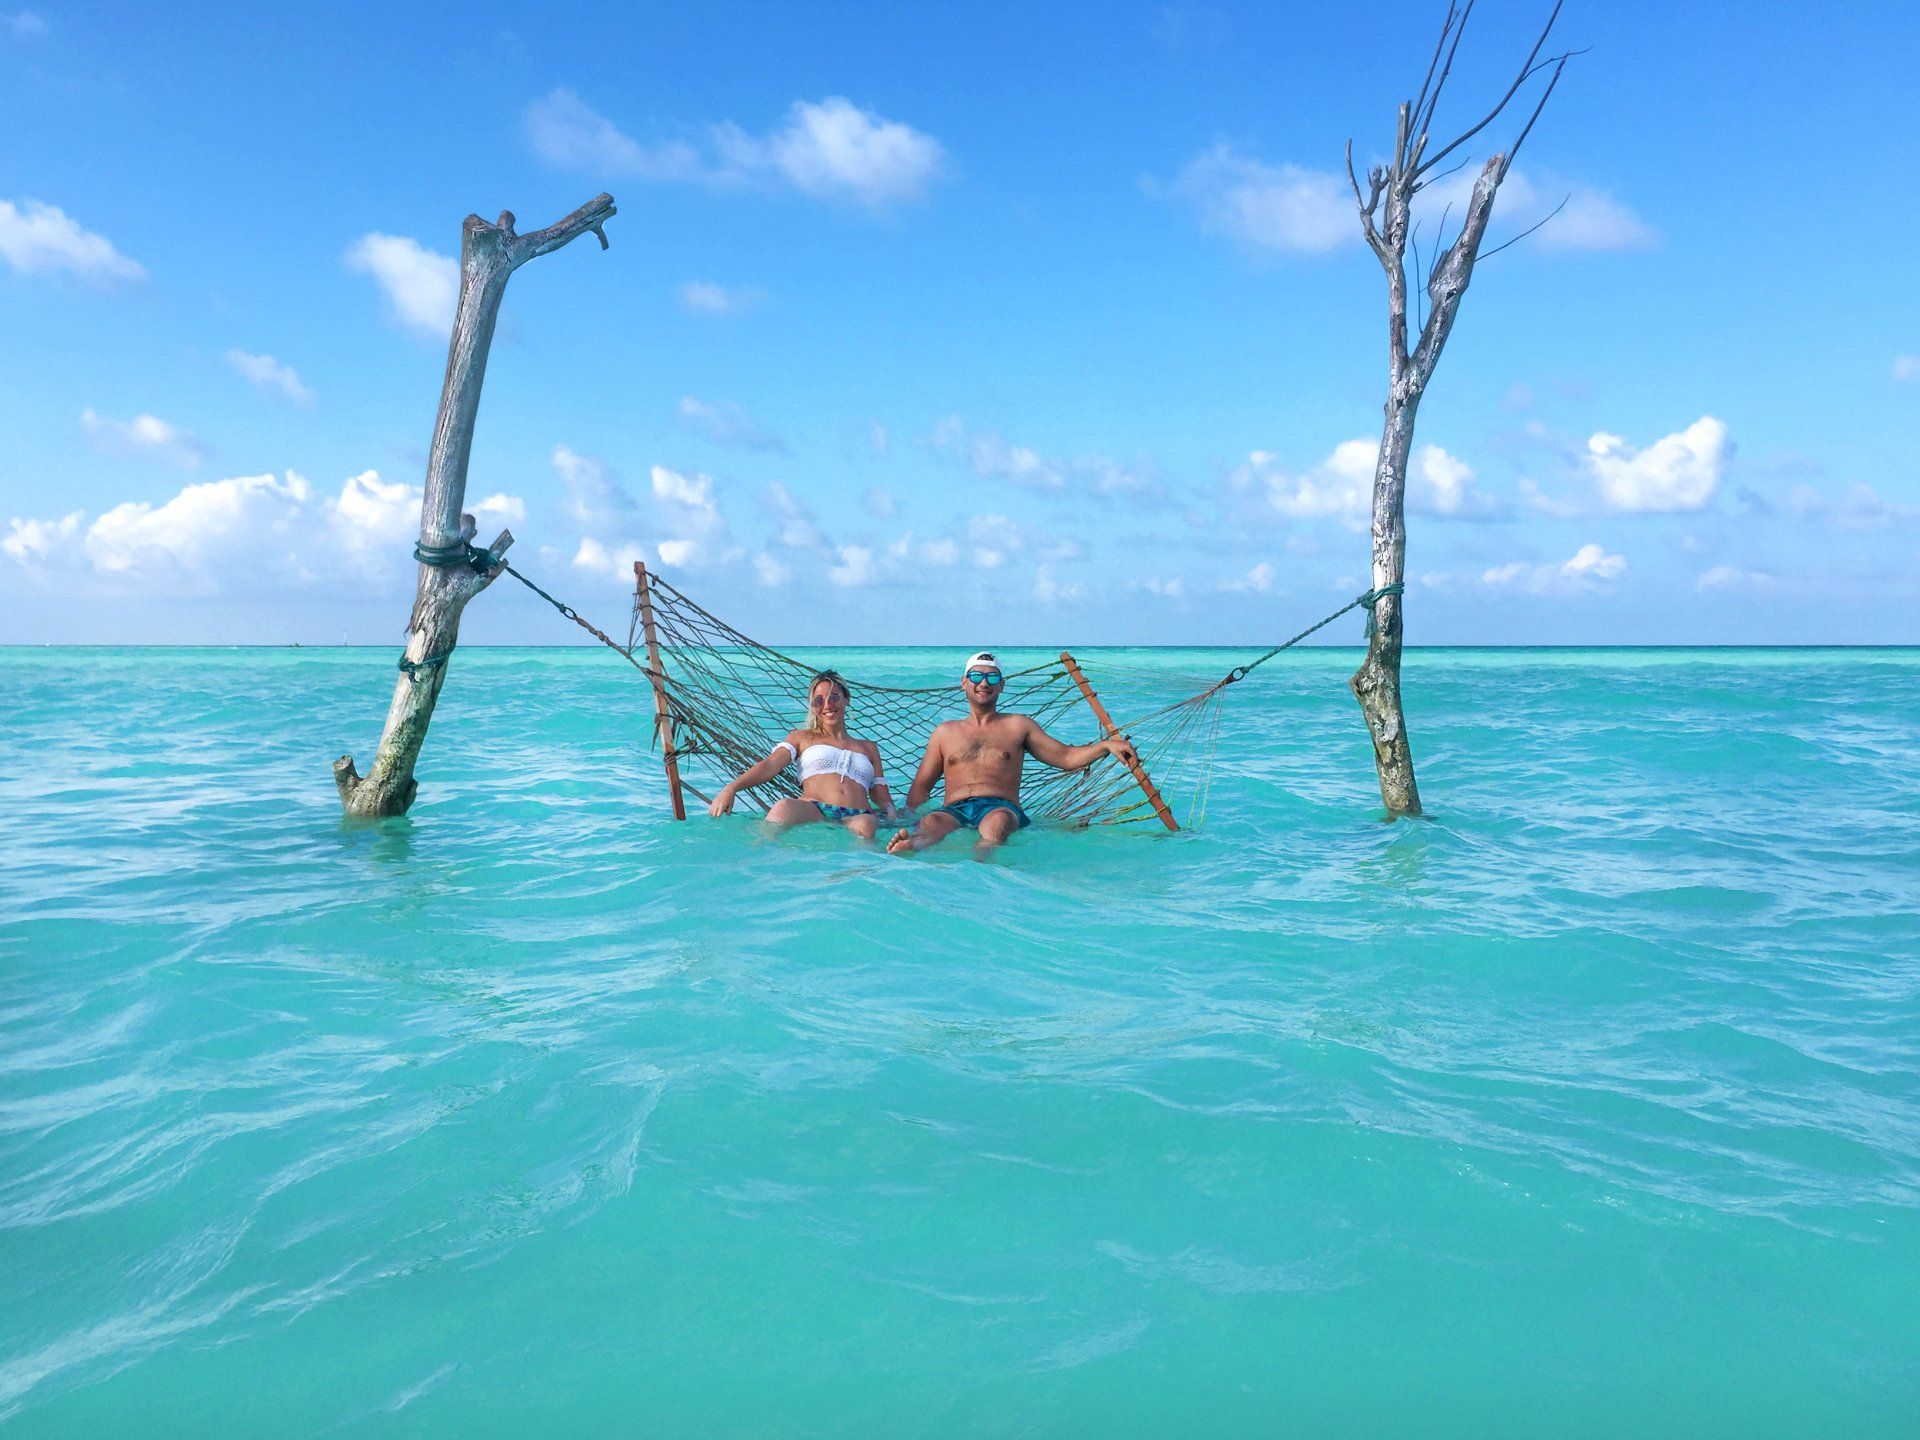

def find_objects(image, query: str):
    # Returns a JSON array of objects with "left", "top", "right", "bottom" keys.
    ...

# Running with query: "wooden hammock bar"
[
  {"left": 633, "top": 560, "right": 688, "bottom": 820},
  {"left": 1059, "top": 651, "right": 1180, "bottom": 832}
]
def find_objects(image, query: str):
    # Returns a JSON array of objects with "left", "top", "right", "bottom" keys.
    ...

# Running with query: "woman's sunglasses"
[
  {"left": 809, "top": 693, "right": 847, "bottom": 709},
  {"left": 964, "top": 669, "right": 1004, "bottom": 686}
]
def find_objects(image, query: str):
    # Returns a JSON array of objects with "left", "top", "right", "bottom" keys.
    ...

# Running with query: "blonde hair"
[{"left": 804, "top": 670, "right": 851, "bottom": 736}]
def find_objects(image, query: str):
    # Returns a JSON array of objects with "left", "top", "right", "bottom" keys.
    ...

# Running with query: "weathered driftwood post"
[
  {"left": 1344, "top": 1, "right": 1573, "bottom": 817},
  {"left": 335, "top": 193, "right": 616, "bottom": 816}
]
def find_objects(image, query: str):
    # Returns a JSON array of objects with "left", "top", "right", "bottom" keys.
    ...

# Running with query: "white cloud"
[
  {"left": 931, "top": 416, "right": 1065, "bottom": 490},
  {"left": 526, "top": 91, "right": 944, "bottom": 209},
  {"left": 929, "top": 417, "right": 1156, "bottom": 500},
  {"left": 1518, "top": 475, "right": 1583, "bottom": 519},
  {"left": 1244, "top": 440, "right": 1498, "bottom": 522},
  {"left": 677, "top": 395, "right": 786, "bottom": 452},
  {"left": 828, "top": 544, "right": 876, "bottom": 587},
  {"left": 650, "top": 463, "right": 723, "bottom": 534},
  {"left": 524, "top": 89, "right": 704, "bottom": 180},
  {"left": 751, "top": 551, "right": 789, "bottom": 586},
  {"left": 80, "top": 408, "right": 207, "bottom": 469},
  {"left": 1417, "top": 166, "right": 1656, "bottom": 253},
  {"left": 5, "top": 11, "right": 48, "bottom": 39},
  {"left": 1588, "top": 416, "right": 1728, "bottom": 513},
  {"left": 1220, "top": 561, "right": 1276, "bottom": 593},
  {"left": 4, "top": 467, "right": 527, "bottom": 591},
  {"left": 552, "top": 444, "right": 638, "bottom": 525},
  {"left": 85, "top": 472, "right": 310, "bottom": 577},
  {"left": 760, "top": 481, "right": 823, "bottom": 548},
  {"left": 1696, "top": 565, "right": 1773, "bottom": 593},
  {"left": 680, "top": 280, "right": 757, "bottom": 315},
  {"left": 1141, "top": 575, "right": 1186, "bottom": 598},
  {"left": 2, "top": 511, "right": 81, "bottom": 562},
  {"left": 718, "top": 97, "right": 945, "bottom": 207},
  {"left": 1239, "top": 442, "right": 1370, "bottom": 520},
  {"left": 0, "top": 199, "right": 144, "bottom": 284},
  {"left": 1482, "top": 542, "right": 1626, "bottom": 594},
  {"left": 1152, "top": 144, "right": 1353, "bottom": 255},
  {"left": 1894, "top": 356, "right": 1920, "bottom": 385},
  {"left": 868, "top": 421, "right": 889, "bottom": 458},
  {"left": 225, "top": 349, "right": 315, "bottom": 407},
  {"left": 862, "top": 483, "right": 896, "bottom": 518},
  {"left": 572, "top": 535, "right": 649, "bottom": 580},
  {"left": 470, "top": 492, "right": 526, "bottom": 527},
  {"left": 344, "top": 233, "right": 458, "bottom": 339},
  {"left": 1034, "top": 564, "right": 1084, "bottom": 604},
  {"left": 1786, "top": 481, "right": 1913, "bottom": 531},
  {"left": 657, "top": 538, "right": 700, "bottom": 566}
]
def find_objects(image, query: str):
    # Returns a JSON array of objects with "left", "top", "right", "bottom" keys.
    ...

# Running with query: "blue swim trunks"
[{"left": 936, "top": 795, "right": 1030, "bottom": 831}]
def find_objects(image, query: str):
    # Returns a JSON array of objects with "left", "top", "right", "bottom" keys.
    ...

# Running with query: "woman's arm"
[
  {"left": 863, "top": 743, "right": 905, "bottom": 819},
  {"left": 708, "top": 733, "right": 802, "bottom": 816}
]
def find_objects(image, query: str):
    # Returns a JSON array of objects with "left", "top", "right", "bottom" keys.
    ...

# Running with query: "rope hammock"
[{"left": 494, "top": 556, "right": 1396, "bottom": 831}]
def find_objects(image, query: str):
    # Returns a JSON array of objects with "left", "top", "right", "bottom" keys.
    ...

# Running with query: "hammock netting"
[{"left": 624, "top": 570, "right": 1230, "bottom": 829}]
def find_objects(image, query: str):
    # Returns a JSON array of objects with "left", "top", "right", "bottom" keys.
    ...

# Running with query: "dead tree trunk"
[
  {"left": 1344, "top": 1, "right": 1574, "bottom": 817},
  {"left": 335, "top": 193, "right": 616, "bottom": 817}
]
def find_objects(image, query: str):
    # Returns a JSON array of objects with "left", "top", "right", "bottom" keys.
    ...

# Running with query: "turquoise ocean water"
[{"left": 2, "top": 645, "right": 1916, "bottom": 1436}]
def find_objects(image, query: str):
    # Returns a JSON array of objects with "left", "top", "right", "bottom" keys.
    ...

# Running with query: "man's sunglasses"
[{"left": 964, "top": 669, "right": 1004, "bottom": 686}]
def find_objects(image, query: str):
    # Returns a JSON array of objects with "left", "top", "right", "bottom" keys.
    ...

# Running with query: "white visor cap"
[{"left": 963, "top": 651, "right": 1000, "bottom": 676}]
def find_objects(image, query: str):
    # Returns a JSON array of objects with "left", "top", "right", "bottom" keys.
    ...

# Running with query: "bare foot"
[{"left": 886, "top": 829, "right": 917, "bottom": 856}]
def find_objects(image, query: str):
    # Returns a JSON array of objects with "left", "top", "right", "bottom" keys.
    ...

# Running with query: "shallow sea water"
[{"left": 2, "top": 645, "right": 1917, "bottom": 1437}]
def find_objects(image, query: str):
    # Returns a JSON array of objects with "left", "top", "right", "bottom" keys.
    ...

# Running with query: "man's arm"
[
  {"left": 1024, "top": 718, "right": 1134, "bottom": 773},
  {"left": 904, "top": 729, "right": 946, "bottom": 809}
]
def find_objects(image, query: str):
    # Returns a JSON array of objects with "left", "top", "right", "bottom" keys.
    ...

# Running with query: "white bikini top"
[{"left": 776, "top": 740, "right": 878, "bottom": 790}]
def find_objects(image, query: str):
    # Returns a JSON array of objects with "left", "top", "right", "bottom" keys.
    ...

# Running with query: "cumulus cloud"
[
  {"left": 0, "top": 199, "right": 144, "bottom": 284},
  {"left": 1034, "top": 564, "right": 1085, "bottom": 604},
  {"left": 680, "top": 280, "right": 757, "bottom": 315},
  {"left": 677, "top": 395, "right": 786, "bottom": 452},
  {"left": 1155, "top": 148, "right": 1653, "bottom": 258},
  {"left": 929, "top": 417, "right": 1156, "bottom": 500},
  {"left": 828, "top": 544, "right": 876, "bottom": 587},
  {"left": 751, "top": 551, "right": 789, "bottom": 586},
  {"left": 344, "top": 233, "right": 458, "bottom": 339},
  {"left": 1894, "top": 356, "right": 1920, "bottom": 385},
  {"left": 1220, "top": 561, "right": 1276, "bottom": 593},
  {"left": 1239, "top": 439, "right": 1501, "bottom": 523},
  {"left": 1418, "top": 166, "right": 1657, "bottom": 253},
  {"left": 80, "top": 408, "right": 207, "bottom": 469},
  {"left": 525, "top": 91, "right": 945, "bottom": 209},
  {"left": 760, "top": 481, "right": 823, "bottom": 548},
  {"left": 1696, "top": 565, "right": 1774, "bottom": 593},
  {"left": 552, "top": 443, "right": 638, "bottom": 527},
  {"left": 716, "top": 97, "right": 946, "bottom": 207},
  {"left": 1482, "top": 542, "right": 1626, "bottom": 594},
  {"left": 1587, "top": 416, "right": 1728, "bottom": 513},
  {"left": 4, "top": 469, "right": 509, "bottom": 592},
  {"left": 930, "top": 416, "right": 1064, "bottom": 490},
  {"left": 524, "top": 89, "right": 705, "bottom": 181},
  {"left": 2, "top": 511, "right": 82, "bottom": 562},
  {"left": 225, "top": 349, "right": 315, "bottom": 407},
  {"left": 1149, "top": 145, "right": 1352, "bottom": 255}
]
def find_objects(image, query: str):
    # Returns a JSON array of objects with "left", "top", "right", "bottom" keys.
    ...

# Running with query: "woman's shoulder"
[{"left": 847, "top": 735, "right": 884, "bottom": 759}]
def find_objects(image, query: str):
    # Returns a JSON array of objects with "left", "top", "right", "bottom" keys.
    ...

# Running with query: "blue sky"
[{"left": 3, "top": 0, "right": 1917, "bottom": 645}]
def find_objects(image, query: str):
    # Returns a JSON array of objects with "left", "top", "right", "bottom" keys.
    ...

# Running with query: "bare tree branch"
[
  {"left": 1415, "top": 0, "right": 1566, "bottom": 178},
  {"left": 1477, "top": 191, "right": 1570, "bottom": 259},
  {"left": 1498, "top": 56, "right": 1571, "bottom": 177},
  {"left": 1412, "top": 0, "right": 1478, "bottom": 148},
  {"left": 1407, "top": 2, "right": 1464, "bottom": 153}
]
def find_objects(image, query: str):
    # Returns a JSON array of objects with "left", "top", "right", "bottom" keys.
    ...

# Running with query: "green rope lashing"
[
  {"left": 1358, "top": 581, "right": 1405, "bottom": 639},
  {"left": 397, "top": 648, "right": 453, "bottom": 681},
  {"left": 413, "top": 538, "right": 497, "bottom": 574}
]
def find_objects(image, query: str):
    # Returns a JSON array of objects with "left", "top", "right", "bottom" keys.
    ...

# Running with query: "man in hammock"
[{"left": 887, "top": 652, "right": 1135, "bottom": 857}]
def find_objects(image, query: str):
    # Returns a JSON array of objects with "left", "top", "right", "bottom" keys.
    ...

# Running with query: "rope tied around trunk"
[{"left": 1221, "top": 581, "right": 1405, "bottom": 685}]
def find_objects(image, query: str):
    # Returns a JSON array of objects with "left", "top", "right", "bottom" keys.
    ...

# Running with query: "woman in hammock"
[{"left": 706, "top": 670, "right": 896, "bottom": 840}]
